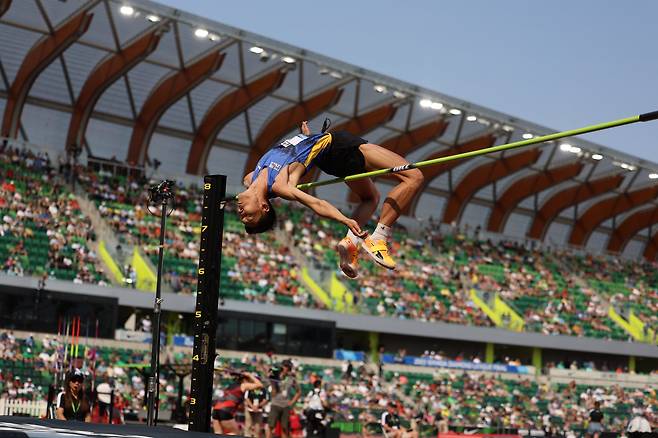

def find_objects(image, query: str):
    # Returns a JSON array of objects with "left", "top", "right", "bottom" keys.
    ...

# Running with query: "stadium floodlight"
[
  {"left": 522, "top": 133, "right": 534, "bottom": 139},
  {"left": 393, "top": 91, "right": 407, "bottom": 99},
  {"left": 194, "top": 28, "right": 209, "bottom": 38},
  {"left": 466, "top": 115, "right": 477, "bottom": 122},
  {"left": 430, "top": 102, "right": 443, "bottom": 110},
  {"left": 208, "top": 33, "right": 220, "bottom": 42},
  {"left": 560, "top": 143, "right": 572, "bottom": 152},
  {"left": 281, "top": 56, "right": 296, "bottom": 64},
  {"left": 649, "top": 173, "right": 658, "bottom": 179},
  {"left": 502, "top": 125, "right": 514, "bottom": 132},
  {"left": 249, "top": 46, "right": 264, "bottom": 54},
  {"left": 570, "top": 145, "right": 582, "bottom": 154},
  {"left": 373, "top": 84, "right": 387, "bottom": 93},
  {"left": 145, "top": 14, "right": 160, "bottom": 22},
  {"left": 449, "top": 108, "right": 462, "bottom": 115},
  {"left": 591, "top": 153, "right": 603, "bottom": 160},
  {"left": 329, "top": 71, "right": 343, "bottom": 79},
  {"left": 419, "top": 99, "right": 432, "bottom": 108},
  {"left": 119, "top": 5, "right": 135, "bottom": 16}
]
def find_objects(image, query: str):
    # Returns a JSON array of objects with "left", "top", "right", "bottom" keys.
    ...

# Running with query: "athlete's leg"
[
  {"left": 346, "top": 179, "right": 380, "bottom": 226},
  {"left": 357, "top": 143, "right": 423, "bottom": 269},
  {"left": 336, "top": 179, "right": 380, "bottom": 278},
  {"left": 358, "top": 143, "right": 423, "bottom": 226},
  {"left": 220, "top": 418, "right": 240, "bottom": 435}
]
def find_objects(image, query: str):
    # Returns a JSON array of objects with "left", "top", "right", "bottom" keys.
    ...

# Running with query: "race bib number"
[{"left": 280, "top": 134, "right": 307, "bottom": 148}]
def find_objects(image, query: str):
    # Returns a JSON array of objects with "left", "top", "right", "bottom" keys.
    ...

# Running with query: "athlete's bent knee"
[{"left": 405, "top": 169, "right": 424, "bottom": 188}]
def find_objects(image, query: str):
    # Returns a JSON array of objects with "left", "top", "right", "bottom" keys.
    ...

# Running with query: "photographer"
[
  {"left": 267, "top": 360, "right": 301, "bottom": 438},
  {"left": 212, "top": 371, "right": 263, "bottom": 435},
  {"left": 304, "top": 379, "right": 329, "bottom": 437}
]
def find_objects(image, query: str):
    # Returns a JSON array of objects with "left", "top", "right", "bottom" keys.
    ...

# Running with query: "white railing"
[{"left": 0, "top": 398, "right": 48, "bottom": 417}]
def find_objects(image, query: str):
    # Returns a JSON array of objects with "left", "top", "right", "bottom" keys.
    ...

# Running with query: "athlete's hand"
[
  {"left": 343, "top": 219, "right": 367, "bottom": 239},
  {"left": 300, "top": 121, "right": 311, "bottom": 135}
]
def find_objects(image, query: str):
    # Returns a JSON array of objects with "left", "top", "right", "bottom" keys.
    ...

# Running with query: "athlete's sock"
[
  {"left": 345, "top": 229, "right": 361, "bottom": 246},
  {"left": 371, "top": 223, "right": 392, "bottom": 242}
]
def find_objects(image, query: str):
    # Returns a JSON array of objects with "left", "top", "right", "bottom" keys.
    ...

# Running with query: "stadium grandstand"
[{"left": 0, "top": 0, "right": 656, "bottom": 437}]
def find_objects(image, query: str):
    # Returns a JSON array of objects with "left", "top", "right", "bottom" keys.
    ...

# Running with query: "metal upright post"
[{"left": 145, "top": 180, "right": 176, "bottom": 426}]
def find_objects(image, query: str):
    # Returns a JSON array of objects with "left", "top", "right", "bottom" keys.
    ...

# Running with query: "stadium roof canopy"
[{"left": 2, "top": 0, "right": 658, "bottom": 259}]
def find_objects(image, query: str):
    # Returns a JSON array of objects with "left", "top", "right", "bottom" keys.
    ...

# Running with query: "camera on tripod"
[{"left": 148, "top": 180, "right": 176, "bottom": 205}]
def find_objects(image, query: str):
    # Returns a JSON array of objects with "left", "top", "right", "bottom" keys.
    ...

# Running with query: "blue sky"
[{"left": 158, "top": 0, "right": 658, "bottom": 163}]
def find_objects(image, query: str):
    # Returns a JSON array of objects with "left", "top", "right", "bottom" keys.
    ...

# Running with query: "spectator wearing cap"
[{"left": 56, "top": 369, "right": 90, "bottom": 422}]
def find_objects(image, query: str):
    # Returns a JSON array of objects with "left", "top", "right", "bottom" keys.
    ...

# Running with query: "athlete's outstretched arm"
[{"left": 272, "top": 182, "right": 367, "bottom": 238}]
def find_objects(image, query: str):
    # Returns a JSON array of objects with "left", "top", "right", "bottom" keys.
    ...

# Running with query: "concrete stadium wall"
[{"left": 2, "top": 273, "right": 657, "bottom": 359}]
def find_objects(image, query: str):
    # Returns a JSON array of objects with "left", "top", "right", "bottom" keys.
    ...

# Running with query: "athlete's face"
[{"left": 237, "top": 190, "right": 268, "bottom": 227}]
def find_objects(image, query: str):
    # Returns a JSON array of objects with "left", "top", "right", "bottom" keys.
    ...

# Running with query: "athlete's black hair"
[{"left": 244, "top": 199, "right": 276, "bottom": 234}]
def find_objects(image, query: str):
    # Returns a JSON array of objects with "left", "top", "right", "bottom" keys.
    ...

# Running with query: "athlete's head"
[{"left": 237, "top": 189, "right": 276, "bottom": 234}]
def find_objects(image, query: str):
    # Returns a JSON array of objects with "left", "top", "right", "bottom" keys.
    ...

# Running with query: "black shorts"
[
  {"left": 212, "top": 409, "right": 234, "bottom": 421},
  {"left": 314, "top": 131, "right": 368, "bottom": 178}
]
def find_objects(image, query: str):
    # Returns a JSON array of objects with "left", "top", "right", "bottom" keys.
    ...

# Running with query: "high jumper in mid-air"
[{"left": 237, "top": 121, "right": 424, "bottom": 279}]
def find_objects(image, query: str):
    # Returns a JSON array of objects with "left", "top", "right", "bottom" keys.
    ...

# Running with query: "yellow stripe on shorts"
[{"left": 304, "top": 133, "right": 332, "bottom": 167}]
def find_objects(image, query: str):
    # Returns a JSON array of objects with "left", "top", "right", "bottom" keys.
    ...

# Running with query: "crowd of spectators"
[
  {"left": 2, "top": 331, "right": 655, "bottom": 434},
  {"left": 0, "top": 147, "right": 107, "bottom": 285},
  {"left": 3, "top": 145, "right": 658, "bottom": 343}
]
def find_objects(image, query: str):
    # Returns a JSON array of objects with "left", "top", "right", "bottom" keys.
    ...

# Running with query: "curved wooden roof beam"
[
  {"left": 442, "top": 149, "right": 542, "bottom": 224},
  {"left": 607, "top": 206, "right": 658, "bottom": 254},
  {"left": 186, "top": 67, "right": 289, "bottom": 175},
  {"left": 526, "top": 174, "right": 624, "bottom": 240},
  {"left": 569, "top": 185, "right": 658, "bottom": 247},
  {"left": 1, "top": 9, "right": 93, "bottom": 138},
  {"left": 66, "top": 25, "right": 166, "bottom": 154},
  {"left": 487, "top": 162, "right": 583, "bottom": 233},
  {"left": 0, "top": 0, "right": 12, "bottom": 18},
  {"left": 125, "top": 50, "right": 226, "bottom": 165}
]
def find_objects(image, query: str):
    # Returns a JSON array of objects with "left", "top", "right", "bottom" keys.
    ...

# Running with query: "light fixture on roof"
[
  {"left": 318, "top": 67, "right": 330, "bottom": 75},
  {"left": 478, "top": 118, "right": 490, "bottom": 126},
  {"left": 419, "top": 99, "right": 432, "bottom": 108},
  {"left": 591, "top": 153, "right": 603, "bottom": 160},
  {"left": 249, "top": 46, "right": 264, "bottom": 54},
  {"left": 522, "top": 133, "right": 534, "bottom": 139},
  {"left": 373, "top": 84, "right": 387, "bottom": 93},
  {"left": 502, "top": 125, "right": 514, "bottom": 132},
  {"left": 466, "top": 115, "right": 477, "bottom": 122},
  {"left": 329, "top": 71, "right": 343, "bottom": 79},
  {"left": 194, "top": 28, "right": 209, "bottom": 38},
  {"left": 649, "top": 173, "right": 658, "bottom": 179},
  {"left": 560, "top": 143, "right": 573, "bottom": 152},
  {"left": 570, "top": 145, "right": 582, "bottom": 154},
  {"left": 208, "top": 33, "right": 220, "bottom": 41},
  {"left": 449, "top": 108, "right": 462, "bottom": 115},
  {"left": 145, "top": 14, "right": 160, "bottom": 22},
  {"left": 281, "top": 56, "right": 296, "bottom": 64},
  {"left": 119, "top": 5, "right": 135, "bottom": 16},
  {"left": 393, "top": 91, "right": 407, "bottom": 99},
  {"left": 430, "top": 102, "right": 443, "bottom": 110}
]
